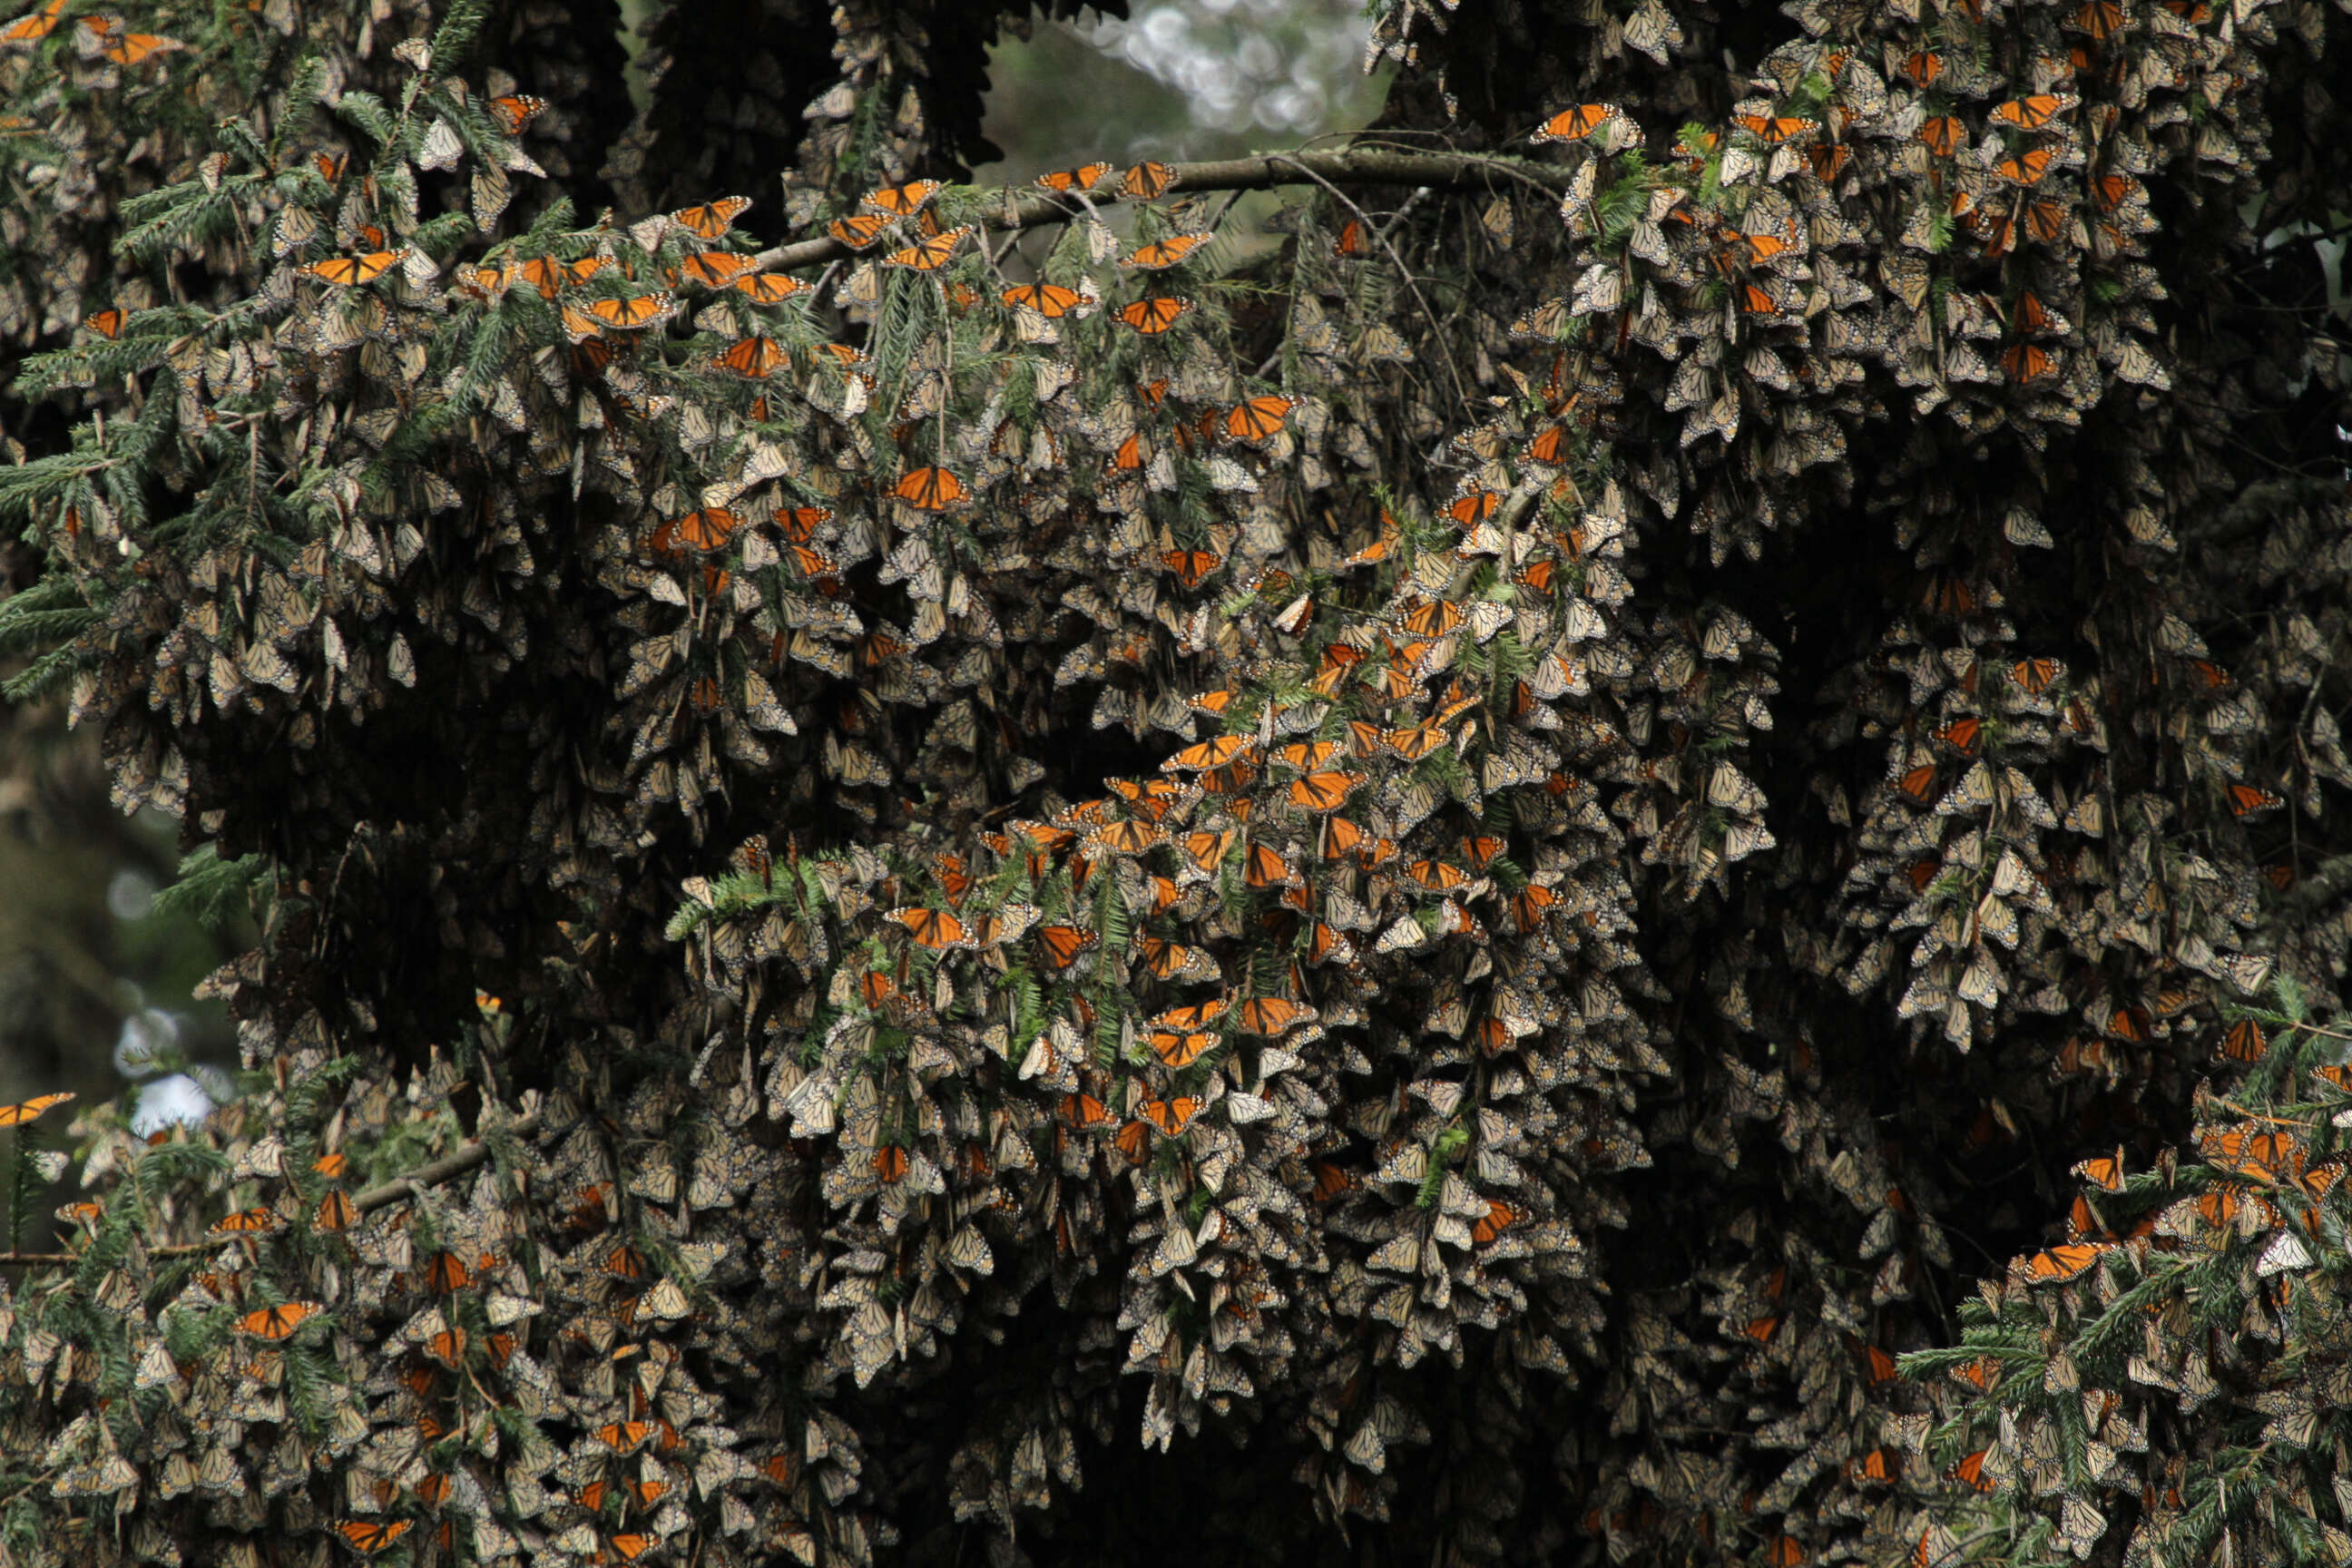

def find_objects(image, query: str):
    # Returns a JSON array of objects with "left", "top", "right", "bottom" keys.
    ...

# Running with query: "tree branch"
[
  {"left": 0, "top": 1112, "right": 540, "bottom": 1269},
  {"left": 750, "top": 149, "right": 1563, "bottom": 275}
]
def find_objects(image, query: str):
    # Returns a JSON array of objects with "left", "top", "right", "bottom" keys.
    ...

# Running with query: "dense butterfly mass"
[{"left": 0, "top": 0, "right": 2345, "bottom": 1565}]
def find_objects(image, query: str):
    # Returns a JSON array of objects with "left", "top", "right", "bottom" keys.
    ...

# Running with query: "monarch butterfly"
[
  {"left": 1288, "top": 772, "right": 1359, "bottom": 813},
  {"left": 712, "top": 336, "right": 786, "bottom": 377},
  {"left": 1918, "top": 116, "right": 1965, "bottom": 157},
  {"left": 1277, "top": 740, "right": 1340, "bottom": 770},
  {"left": 422, "top": 1250, "right": 471, "bottom": 1293},
  {"left": 0, "top": 1092, "right": 73, "bottom": 1126},
  {"left": 2071, "top": 1147, "right": 2126, "bottom": 1191},
  {"left": 1160, "top": 549, "right": 1220, "bottom": 588},
  {"left": 308, "top": 250, "right": 407, "bottom": 286},
  {"left": 1244, "top": 843, "right": 1296, "bottom": 890},
  {"left": 1117, "top": 160, "right": 1176, "bottom": 200},
  {"left": 1092, "top": 819, "right": 1162, "bottom": 856},
  {"left": 1931, "top": 717, "right": 1981, "bottom": 754},
  {"left": 1168, "top": 735, "right": 1252, "bottom": 774},
  {"left": 2226, "top": 782, "right": 2282, "bottom": 818},
  {"left": 667, "top": 508, "right": 739, "bottom": 554},
  {"left": 1509, "top": 882, "right": 1558, "bottom": 933},
  {"left": 1764, "top": 1536, "right": 1806, "bottom": 1568},
  {"left": 1898, "top": 49, "right": 1943, "bottom": 85},
  {"left": 828, "top": 213, "right": 892, "bottom": 250},
  {"left": 1892, "top": 763, "right": 1938, "bottom": 806},
  {"left": 1738, "top": 282, "right": 1779, "bottom": 316},
  {"left": 1332, "top": 218, "right": 1367, "bottom": 258},
  {"left": 1950, "top": 1355, "right": 1998, "bottom": 1391},
  {"left": 1406, "top": 859, "right": 1470, "bottom": 892},
  {"left": 883, "top": 227, "right": 972, "bottom": 270},
  {"left": 238, "top": 1302, "right": 319, "bottom": 1339},
  {"left": 1035, "top": 162, "right": 1115, "bottom": 194},
  {"left": 2092, "top": 171, "right": 2142, "bottom": 211},
  {"left": 2011, "top": 656, "right": 2063, "bottom": 694},
  {"left": 596, "top": 1421, "right": 653, "bottom": 1453},
  {"left": 1231, "top": 998, "right": 1306, "bottom": 1037},
  {"left": 870, "top": 1145, "right": 909, "bottom": 1183},
  {"left": 467, "top": 90, "right": 546, "bottom": 136},
  {"left": 1150, "top": 1029, "right": 1216, "bottom": 1069},
  {"left": 211, "top": 1207, "right": 282, "bottom": 1234},
  {"left": 1446, "top": 488, "right": 1499, "bottom": 527},
  {"left": 1060, "top": 1092, "right": 1109, "bottom": 1128},
  {"left": 2220, "top": 1019, "right": 2269, "bottom": 1063},
  {"left": 1137, "top": 936, "right": 1206, "bottom": 979},
  {"left": 0, "top": 0, "right": 62, "bottom": 43},
  {"left": 1400, "top": 599, "right": 1465, "bottom": 638},
  {"left": 1151, "top": 1000, "right": 1228, "bottom": 1033},
  {"left": 426, "top": 1326, "right": 468, "bottom": 1366},
  {"left": 96, "top": 28, "right": 177, "bottom": 64},
  {"left": 889, "top": 906, "right": 966, "bottom": 949},
  {"left": 335, "top": 1520, "right": 414, "bottom": 1555},
  {"left": 1740, "top": 1315, "right": 1780, "bottom": 1342},
  {"left": 677, "top": 251, "right": 758, "bottom": 288},
  {"left": 1991, "top": 94, "right": 2069, "bottom": 129},
  {"left": 1532, "top": 103, "right": 1618, "bottom": 142},
  {"left": 2073, "top": 0, "right": 2122, "bottom": 34},
  {"left": 1223, "top": 395, "right": 1294, "bottom": 442},
  {"left": 720, "top": 273, "right": 800, "bottom": 306},
  {"left": 585, "top": 293, "right": 675, "bottom": 330},
  {"left": 1121, "top": 232, "right": 1210, "bottom": 270},
  {"left": 2017, "top": 1241, "right": 2103, "bottom": 1283},
  {"left": 84, "top": 308, "right": 127, "bottom": 338},
  {"left": 316, "top": 1190, "right": 358, "bottom": 1230},
  {"left": 863, "top": 179, "right": 942, "bottom": 217},
  {"left": 1736, "top": 113, "right": 1814, "bottom": 143},
  {"left": 1471, "top": 1199, "right": 1522, "bottom": 1245},
  {"left": 894, "top": 466, "right": 965, "bottom": 511},
  {"left": 1117, "top": 297, "right": 1192, "bottom": 333},
  {"left": 671, "top": 195, "right": 750, "bottom": 238},
  {"left": 1181, "top": 828, "right": 1238, "bottom": 876},
  {"left": 1002, "top": 281, "right": 1087, "bottom": 317},
  {"left": 1947, "top": 1450, "right": 1997, "bottom": 1494},
  {"left": 1996, "top": 148, "right": 2055, "bottom": 186},
  {"left": 1140, "top": 1096, "right": 1200, "bottom": 1135},
  {"left": 514, "top": 254, "right": 607, "bottom": 297}
]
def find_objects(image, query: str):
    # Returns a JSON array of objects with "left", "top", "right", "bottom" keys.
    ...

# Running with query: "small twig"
[{"left": 0, "top": 1112, "right": 541, "bottom": 1269}]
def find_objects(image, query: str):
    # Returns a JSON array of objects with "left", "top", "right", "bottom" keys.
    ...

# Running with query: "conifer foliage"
[{"left": 0, "top": 0, "right": 2345, "bottom": 1565}]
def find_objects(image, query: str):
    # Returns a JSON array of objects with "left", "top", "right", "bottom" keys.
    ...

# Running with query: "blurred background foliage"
[{"left": 0, "top": 0, "right": 1385, "bottom": 1126}]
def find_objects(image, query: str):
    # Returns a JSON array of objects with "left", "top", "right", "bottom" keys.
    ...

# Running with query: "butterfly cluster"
[{"left": 0, "top": 0, "right": 2345, "bottom": 1564}]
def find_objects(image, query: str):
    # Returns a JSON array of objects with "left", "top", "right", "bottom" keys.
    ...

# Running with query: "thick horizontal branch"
[
  {"left": 750, "top": 148, "right": 1561, "bottom": 275},
  {"left": 0, "top": 1112, "right": 540, "bottom": 1269}
]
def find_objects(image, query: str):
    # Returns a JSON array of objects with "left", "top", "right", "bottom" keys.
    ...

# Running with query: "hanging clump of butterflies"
[{"left": 0, "top": 0, "right": 2345, "bottom": 1563}]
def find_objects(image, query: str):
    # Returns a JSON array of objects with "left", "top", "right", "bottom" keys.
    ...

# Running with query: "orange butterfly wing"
[
  {"left": 828, "top": 214, "right": 892, "bottom": 250},
  {"left": 335, "top": 1520, "right": 414, "bottom": 1554},
  {"left": 1122, "top": 232, "right": 1210, "bottom": 270},
  {"left": 893, "top": 466, "right": 965, "bottom": 511},
  {"left": 671, "top": 195, "right": 751, "bottom": 238},
  {"left": 238, "top": 1302, "right": 318, "bottom": 1338},
  {"left": 0, "top": 1, "right": 64, "bottom": 43},
  {"left": 0, "top": 1091, "right": 74, "bottom": 1126},
  {"left": 1116, "top": 297, "right": 1191, "bottom": 333},
  {"left": 308, "top": 250, "right": 407, "bottom": 286},
  {"left": 1118, "top": 160, "right": 1175, "bottom": 200},
  {"left": 884, "top": 226, "right": 972, "bottom": 270},
  {"left": 1002, "top": 282, "right": 1084, "bottom": 317},
  {"left": 1532, "top": 103, "right": 1617, "bottom": 142},
  {"left": 863, "top": 179, "right": 942, "bottom": 216},
  {"left": 1223, "top": 395, "right": 1294, "bottom": 443}
]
